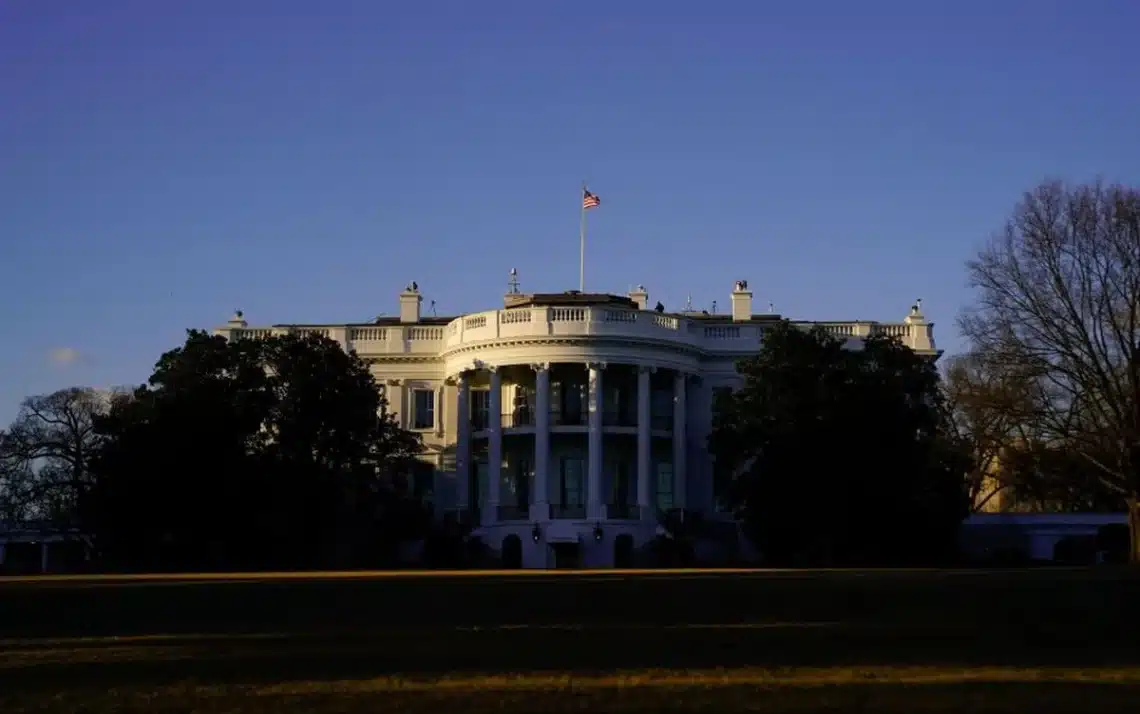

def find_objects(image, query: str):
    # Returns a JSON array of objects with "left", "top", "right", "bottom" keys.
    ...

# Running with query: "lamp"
[
  {"left": 593, "top": 522, "right": 604, "bottom": 542},
  {"left": 531, "top": 523, "right": 542, "bottom": 543}
]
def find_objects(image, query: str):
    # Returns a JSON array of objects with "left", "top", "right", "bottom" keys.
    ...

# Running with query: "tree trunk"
[{"left": 1129, "top": 497, "right": 1140, "bottom": 564}]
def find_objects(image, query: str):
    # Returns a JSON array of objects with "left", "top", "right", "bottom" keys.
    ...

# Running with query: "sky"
[{"left": 2, "top": 0, "right": 1140, "bottom": 423}]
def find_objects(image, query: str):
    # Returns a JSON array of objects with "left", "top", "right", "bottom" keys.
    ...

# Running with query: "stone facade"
[{"left": 215, "top": 281, "right": 938, "bottom": 568}]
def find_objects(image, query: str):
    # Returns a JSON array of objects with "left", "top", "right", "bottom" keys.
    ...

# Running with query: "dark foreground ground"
[{"left": 1, "top": 567, "right": 1139, "bottom": 713}]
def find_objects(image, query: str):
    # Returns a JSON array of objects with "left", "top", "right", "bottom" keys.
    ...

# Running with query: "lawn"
[{"left": 1, "top": 568, "right": 1138, "bottom": 712}]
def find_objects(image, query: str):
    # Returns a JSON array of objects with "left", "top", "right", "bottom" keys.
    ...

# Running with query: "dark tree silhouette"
[
  {"left": 710, "top": 321, "right": 969, "bottom": 567},
  {"left": 84, "top": 330, "right": 422, "bottom": 571}
]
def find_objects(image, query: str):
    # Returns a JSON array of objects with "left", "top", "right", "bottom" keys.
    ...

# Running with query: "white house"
[{"left": 214, "top": 280, "right": 938, "bottom": 568}]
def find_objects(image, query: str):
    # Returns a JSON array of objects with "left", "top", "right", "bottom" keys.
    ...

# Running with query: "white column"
[
  {"left": 434, "top": 385, "right": 444, "bottom": 435},
  {"left": 587, "top": 362, "right": 605, "bottom": 520},
  {"left": 672, "top": 371, "right": 687, "bottom": 511},
  {"left": 637, "top": 365, "right": 653, "bottom": 520},
  {"left": 695, "top": 382, "right": 715, "bottom": 513},
  {"left": 455, "top": 373, "right": 471, "bottom": 517},
  {"left": 531, "top": 363, "right": 551, "bottom": 521},
  {"left": 484, "top": 367, "right": 503, "bottom": 526}
]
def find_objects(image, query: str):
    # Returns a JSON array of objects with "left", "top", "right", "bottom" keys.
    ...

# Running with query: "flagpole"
[{"left": 579, "top": 182, "right": 587, "bottom": 292}]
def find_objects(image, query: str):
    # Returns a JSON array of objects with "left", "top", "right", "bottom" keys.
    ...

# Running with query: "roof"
[
  {"left": 504, "top": 291, "right": 639, "bottom": 309},
  {"left": 273, "top": 316, "right": 456, "bottom": 328},
  {"left": 267, "top": 293, "right": 793, "bottom": 328}
]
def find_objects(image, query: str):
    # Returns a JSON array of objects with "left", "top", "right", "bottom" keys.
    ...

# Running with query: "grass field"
[{"left": 1, "top": 567, "right": 1139, "bottom": 712}]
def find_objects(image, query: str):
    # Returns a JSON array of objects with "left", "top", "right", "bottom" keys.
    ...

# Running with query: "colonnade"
[{"left": 452, "top": 363, "right": 690, "bottom": 524}]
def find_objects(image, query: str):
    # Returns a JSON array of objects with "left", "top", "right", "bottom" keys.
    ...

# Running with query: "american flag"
[{"left": 582, "top": 188, "right": 600, "bottom": 210}]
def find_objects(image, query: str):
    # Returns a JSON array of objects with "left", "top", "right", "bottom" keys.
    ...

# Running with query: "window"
[
  {"left": 411, "top": 389, "right": 434, "bottom": 430},
  {"left": 559, "top": 381, "right": 585, "bottom": 425},
  {"left": 511, "top": 386, "right": 533, "bottom": 427},
  {"left": 604, "top": 385, "right": 634, "bottom": 425},
  {"left": 471, "top": 390, "right": 490, "bottom": 430},
  {"left": 561, "top": 456, "right": 584, "bottom": 506},
  {"left": 650, "top": 389, "right": 673, "bottom": 429},
  {"left": 614, "top": 534, "right": 634, "bottom": 568},
  {"left": 611, "top": 461, "right": 631, "bottom": 508},
  {"left": 512, "top": 456, "right": 532, "bottom": 507},
  {"left": 502, "top": 534, "right": 522, "bottom": 569},
  {"left": 604, "top": 386, "right": 620, "bottom": 423},
  {"left": 656, "top": 462, "right": 674, "bottom": 511}
]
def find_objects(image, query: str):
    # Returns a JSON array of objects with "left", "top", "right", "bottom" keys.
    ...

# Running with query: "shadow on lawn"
[
  {"left": 4, "top": 680, "right": 1140, "bottom": 714},
  {"left": 196, "top": 682, "right": 1140, "bottom": 714},
  {"left": 3, "top": 621, "right": 1140, "bottom": 691},
  {"left": 1, "top": 569, "right": 1139, "bottom": 696}
]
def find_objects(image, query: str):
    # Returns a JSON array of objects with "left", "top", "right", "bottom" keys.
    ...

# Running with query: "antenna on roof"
[
  {"left": 430, "top": 299, "right": 437, "bottom": 317},
  {"left": 508, "top": 268, "right": 521, "bottom": 295},
  {"left": 711, "top": 299, "right": 717, "bottom": 314},
  {"left": 685, "top": 294, "right": 694, "bottom": 311},
  {"left": 768, "top": 302, "right": 775, "bottom": 313}
]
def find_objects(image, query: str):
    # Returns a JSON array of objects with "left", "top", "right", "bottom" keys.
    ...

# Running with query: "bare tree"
[
  {"left": 941, "top": 352, "right": 1035, "bottom": 511},
  {"left": 0, "top": 429, "right": 34, "bottom": 522},
  {"left": 960, "top": 179, "right": 1140, "bottom": 559},
  {"left": 1, "top": 388, "right": 118, "bottom": 526}
]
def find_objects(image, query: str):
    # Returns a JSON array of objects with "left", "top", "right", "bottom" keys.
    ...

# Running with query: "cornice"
[
  {"left": 354, "top": 334, "right": 767, "bottom": 365},
  {"left": 441, "top": 336, "right": 707, "bottom": 360},
  {"left": 360, "top": 355, "right": 443, "bottom": 365}
]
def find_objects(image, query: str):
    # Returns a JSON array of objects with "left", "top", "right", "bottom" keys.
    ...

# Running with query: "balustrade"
[
  {"left": 225, "top": 306, "right": 928, "bottom": 357},
  {"left": 552, "top": 504, "right": 586, "bottom": 519},
  {"left": 497, "top": 504, "right": 530, "bottom": 521},
  {"left": 606, "top": 503, "right": 638, "bottom": 520}
]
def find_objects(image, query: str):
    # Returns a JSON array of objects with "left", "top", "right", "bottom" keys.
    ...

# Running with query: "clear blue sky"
[{"left": 2, "top": 0, "right": 1139, "bottom": 422}]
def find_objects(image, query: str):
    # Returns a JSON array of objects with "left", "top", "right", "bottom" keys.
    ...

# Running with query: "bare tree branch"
[
  {"left": 1, "top": 387, "right": 121, "bottom": 525},
  {"left": 960, "top": 179, "right": 1140, "bottom": 556},
  {"left": 960, "top": 180, "right": 1140, "bottom": 493},
  {"left": 941, "top": 352, "right": 1039, "bottom": 510}
]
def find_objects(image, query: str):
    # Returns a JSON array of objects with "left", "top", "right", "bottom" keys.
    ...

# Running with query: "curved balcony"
[{"left": 444, "top": 306, "right": 764, "bottom": 354}]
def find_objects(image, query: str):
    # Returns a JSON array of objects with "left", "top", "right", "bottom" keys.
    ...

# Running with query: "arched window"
[
  {"left": 614, "top": 534, "right": 634, "bottom": 569},
  {"left": 502, "top": 534, "right": 523, "bottom": 569}
]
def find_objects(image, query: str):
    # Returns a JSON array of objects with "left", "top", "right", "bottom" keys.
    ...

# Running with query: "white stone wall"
[{"left": 214, "top": 284, "right": 938, "bottom": 567}]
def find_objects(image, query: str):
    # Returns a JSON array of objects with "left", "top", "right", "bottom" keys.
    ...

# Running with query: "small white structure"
[
  {"left": 0, "top": 522, "right": 86, "bottom": 574},
  {"left": 960, "top": 513, "right": 1127, "bottom": 561},
  {"left": 215, "top": 281, "right": 939, "bottom": 568}
]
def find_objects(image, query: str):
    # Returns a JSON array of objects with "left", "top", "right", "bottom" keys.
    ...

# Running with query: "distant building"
[
  {"left": 0, "top": 521, "right": 86, "bottom": 574},
  {"left": 215, "top": 280, "right": 938, "bottom": 568},
  {"left": 960, "top": 512, "right": 1127, "bottom": 562}
]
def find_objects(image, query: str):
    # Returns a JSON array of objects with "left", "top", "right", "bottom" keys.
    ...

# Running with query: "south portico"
[{"left": 445, "top": 354, "right": 698, "bottom": 568}]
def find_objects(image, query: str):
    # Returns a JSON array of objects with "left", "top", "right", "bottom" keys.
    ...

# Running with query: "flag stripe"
[{"left": 583, "top": 189, "right": 600, "bottom": 209}]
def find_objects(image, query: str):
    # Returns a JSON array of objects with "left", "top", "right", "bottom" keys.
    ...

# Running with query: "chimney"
[
  {"left": 399, "top": 282, "right": 422, "bottom": 323},
  {"left": 730, "top": 280, "right": 752, "bottom": 321},
  {"left": 628, "top": 284, "right": 649, "bottom": 310}
]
